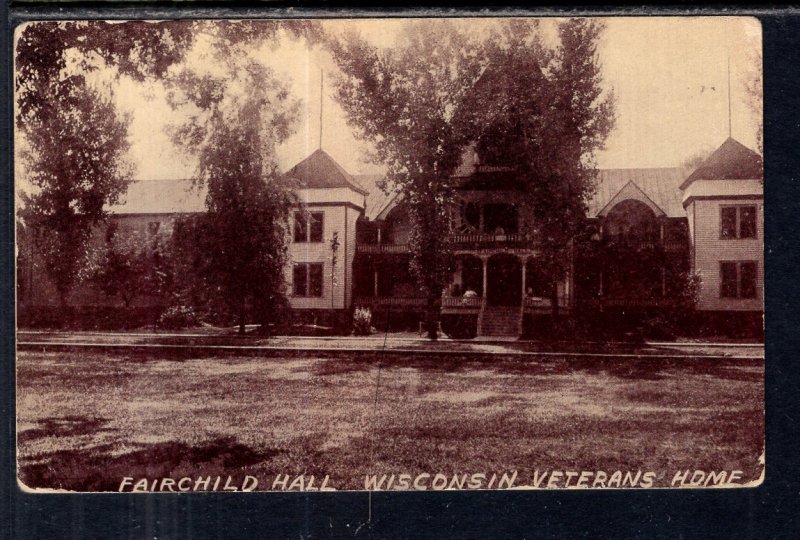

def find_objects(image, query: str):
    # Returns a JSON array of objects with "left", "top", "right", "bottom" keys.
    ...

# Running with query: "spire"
[
  {"left": 319, "top": 68, "right": 324, "bottom": 150},
  {"left": 727, "top": 52, "right": 732, "bottom": 139}
]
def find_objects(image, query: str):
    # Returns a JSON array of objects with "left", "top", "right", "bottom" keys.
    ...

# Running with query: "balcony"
[
  {"left": 449, "top": 233, "right": 536, "bottom": 252},
  {"left": 600, "top": 236, "right": 687, "bottom": 253},
  {"left": 355, "top": 243, "right": 409, "bottom": 254},
  {"left": 356, "top": 233, "right": 538, "bottom": 255}
]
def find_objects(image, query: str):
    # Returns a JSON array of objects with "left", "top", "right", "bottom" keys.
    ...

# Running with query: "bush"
[
  {"left": 441, "top": 314, "right": 477, "bottom": 339},
  {"left": 352, "top": 306, "right": 373, "bottom": 336},
  {"left": 158, "top": 305, "right": 198, "bottom": 330},
  {"left": 638, "top": 315, "right": 677, "bottom": 341}
]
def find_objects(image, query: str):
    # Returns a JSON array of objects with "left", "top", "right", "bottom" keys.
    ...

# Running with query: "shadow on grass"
[
  {"left": 18, "top": 416, "right": 117, "bottom": 443},
  {"left": 303, "top": 353, "right": 763, "bottom": 383},
  {"left": 19, "top": 436, "right": 280, "bottom": 492}
]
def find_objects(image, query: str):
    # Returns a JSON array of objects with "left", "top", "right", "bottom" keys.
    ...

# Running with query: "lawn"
[{"left": 16, "top": 349, "right": 764, "bottom": 491}]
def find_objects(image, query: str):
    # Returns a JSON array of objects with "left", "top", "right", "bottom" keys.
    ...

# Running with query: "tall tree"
[
  {"left": 329, "top": 21, "right": 484, "bottom": 339},
  {"left": 167, "top": 23, "right": 306, "bottom": 334},
  {"left": 462, "top": 19, "right": 615, "bottom": 316},
  {"left": 15, "top": 21, "right": 193, "bottom": 305},
  {"left": 18, "top": 81, "right": 133, "bottom": 305}
]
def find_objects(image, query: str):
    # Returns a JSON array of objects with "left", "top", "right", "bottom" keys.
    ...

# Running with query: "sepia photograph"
[{"left": 14, "top": 16, "right": 764, "bottom": 492}]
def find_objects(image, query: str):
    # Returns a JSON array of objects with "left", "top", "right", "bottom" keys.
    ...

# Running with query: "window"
[
  {"left": 720, "top": 261, "right": 758, "bottom": 299},
  {"left": 740, "top": 262, "right": 757, "bottom": 298},
  {"left": 720, "top": 262, "right": 738, "bottom": 298},
  {"left": 309, "top": 212, "right": 323, "bottom": 242},
  {"left": 294, "top": 211, "right": 324, "bottom": 243},
  {"left": 148, "top": 221, "right": 161, "bottom": 235},
  {"left": 720, "top": 205, "right": 757, "bottom": 239},
  {"left": 293, "top": 263, "right": 323, "bottom": 297}
]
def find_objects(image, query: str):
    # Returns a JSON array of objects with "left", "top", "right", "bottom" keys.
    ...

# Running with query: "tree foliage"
[
  {"left": 462, "top": 19, "right": 616, "bottom": 315},
  {"left": 15, "top": 21, "right": 194, "bottom": 305},
  {"left": 18, "top": 81, "right": 133, "bottom": 304},
  {"left": 85, "top": 221, "right": 172, "bottom": 308},
  {"left": 329, "top": 21, "right": 484, "bottom": 338},
  {"left": 166, "top": 23, "right": 309, "bottom": 333},
  {"left": 16, "top": 20, "right": 319, "bottom": 313}
]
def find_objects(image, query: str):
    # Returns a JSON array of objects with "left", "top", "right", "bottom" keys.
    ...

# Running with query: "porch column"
[
  {"left": 373, "top": 268, "right": 379, "bottom": 297},
  {"left": 599, "top": 270, "right": 604, "bottom": 296},
  {"left": 481, "top": 256, "right": 489, "bottom": 302},
  {"left": 659, "top": 221, "right": 665, "bottom": 244},
  {"left": 520, "top": 256, "right": 528, "bottom": 301},
  {"left": 661, "top": 267, "right": 666, "bottom": 297}
]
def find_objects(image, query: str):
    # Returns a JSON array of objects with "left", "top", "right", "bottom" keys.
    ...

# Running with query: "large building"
[{"left": 18, "top": 138, "right": 763, "bottom": 338}]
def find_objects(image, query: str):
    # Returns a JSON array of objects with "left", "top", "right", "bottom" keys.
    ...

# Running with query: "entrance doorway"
[{"left": 487, "top": 254, "right": 521, "bottom": 306}]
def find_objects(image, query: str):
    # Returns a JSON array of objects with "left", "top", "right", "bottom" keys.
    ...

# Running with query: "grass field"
[{"left": 16, "top": 349, "right": 764, "bottom": 491}]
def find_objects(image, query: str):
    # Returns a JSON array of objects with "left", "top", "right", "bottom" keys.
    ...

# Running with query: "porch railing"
[
  {"left": 355, "top": 243, "right": 409, "bottom": 254},
  {"left": 441, "top": 296, "right": 483, "bottom": 309},
  {"left": 353, "top": 297, "right": 426, "bottom": 308},
  {"left": 357, "top": 233, "right": 538, "bottom": 254},
  {"left": 449, "top": 233, "right": 535, "bottom": 250},
  {"left": 586, "top": 297, "right": 685, "bottom": 308},
  {"left": 601, "top": 238, "right": 687, "bottom": 252}
]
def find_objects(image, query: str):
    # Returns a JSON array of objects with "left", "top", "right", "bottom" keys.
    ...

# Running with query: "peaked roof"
[
  {"left": 107, "top": 179, "right": 206, "bottom": 215},
  {"left": 587, "top": 167, "right": 690, "bottom": 218},
  {"left": 354, "top": 174, "right": 397, "bottom": 220},
  {"left": 680, "top": 137, "right": 763, "bottom": 190},
  {"left": 283, "top": 149, "right": 368, "bottom": 195},
  {"left": 597, "top": 180, "right": 667, "bottom": 217}
]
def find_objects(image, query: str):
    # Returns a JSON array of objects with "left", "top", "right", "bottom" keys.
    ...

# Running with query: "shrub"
[
  {"left": 638, "top": 314, "right": 677, "bottom": 341},
  {"left": 352, "top": 306, "right": 373, "bottom": 336},
  {"left": 158, "top": 305, "right": 198, "bottom": 330}
]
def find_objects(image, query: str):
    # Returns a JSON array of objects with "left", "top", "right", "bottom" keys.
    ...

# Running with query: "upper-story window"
[
  {"left": 720, "top": 205, "right": 757, "bottom": 239},
  {"left": 148, "top": 221, "right": 161, "bottom": 235},
  {"left": 294, "top": 211, "right": 324, "bottom": 243}
]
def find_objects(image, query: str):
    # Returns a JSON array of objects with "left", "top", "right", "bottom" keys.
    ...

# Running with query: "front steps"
[{"left": 478, "top": 305, "right": 522, "bottom": 337}]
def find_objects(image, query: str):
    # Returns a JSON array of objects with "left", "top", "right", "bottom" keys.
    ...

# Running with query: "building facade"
[{"left": 18, "top": 139, "right": 764, "bottom": 338}]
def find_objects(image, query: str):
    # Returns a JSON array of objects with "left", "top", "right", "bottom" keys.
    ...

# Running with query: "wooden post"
[
  {"left": 599, "top": 270, "right": 604, "bottom": 296},
  {"left": 482, "top": 256, "right": 488, "bottom": 300}
]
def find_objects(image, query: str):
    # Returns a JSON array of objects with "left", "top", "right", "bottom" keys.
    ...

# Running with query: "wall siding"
[
  {"left": 286, "top": 204, "right": 359, "bottom": 311},
  {"left": 691, "top": 197, "right": 764, "bottom": 311}
]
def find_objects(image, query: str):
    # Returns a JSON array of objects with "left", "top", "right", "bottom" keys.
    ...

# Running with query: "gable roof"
[
  {"left": 284, "top": 149, "right": 368, "bottom": 195},
  {"left": 107, "top": 179, "right": 206, "bottom": 215},
  {"left": 109, "top": 167, "right": 692, "bottom": 220},
  {"left": 353, "top": 174, "right": 398, "bottom": 220},
  {"left": 597, "top": 180, "right": 667, "bottom": 218},
  {"left": 587, "top": 168, "right": 689, "bottom": 218},
  {"left": 680, "top": 137, "right": 763, "bottom": 190}
]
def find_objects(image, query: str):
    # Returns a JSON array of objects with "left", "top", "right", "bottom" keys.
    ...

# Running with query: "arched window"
[{"left": 604, "top": 199, "right": 659, "bottom": 244}]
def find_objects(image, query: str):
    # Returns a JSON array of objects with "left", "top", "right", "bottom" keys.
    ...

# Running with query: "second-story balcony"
[
  {"left": 449, "top": 232, "right": 536, "bottom": 251},
  {"left": 357, "top": 233, "right": 538, "bottom": 255}
]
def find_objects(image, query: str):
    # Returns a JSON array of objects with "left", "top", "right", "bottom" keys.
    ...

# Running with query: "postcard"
[{"left": 15, "top": 16, "right": 763, "bottom": 492}]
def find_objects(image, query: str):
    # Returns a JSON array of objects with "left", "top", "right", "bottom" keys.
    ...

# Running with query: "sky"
[{"left": 21, "top": 17, "right": 763, "bottom": 183}]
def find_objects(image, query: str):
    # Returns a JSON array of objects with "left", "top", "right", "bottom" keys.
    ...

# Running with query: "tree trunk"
[
  {"left": 550, "top": 280, "right": 560, "bottom": 318},
  {"left": 425, "top": 291, "right": 440, "bottom": 340},
  {"left": 238, "top": 295, "right": 246, "bottom": 335}
]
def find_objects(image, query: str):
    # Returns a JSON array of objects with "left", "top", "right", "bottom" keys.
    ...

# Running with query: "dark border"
[{"left": 4, "top": 6, "right": 799, "bottom": 539}]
